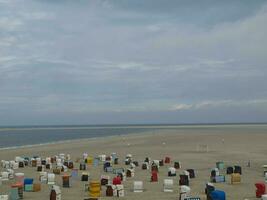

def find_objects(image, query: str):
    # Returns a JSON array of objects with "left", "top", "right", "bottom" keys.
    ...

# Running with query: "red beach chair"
[{"left": 255, "top": 182, "right": 266, "bottom": 198}]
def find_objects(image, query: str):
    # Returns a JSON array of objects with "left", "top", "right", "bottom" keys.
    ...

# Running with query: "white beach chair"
[
  {"left": 163, "top": 179, "right": 174, "bottom": 192},
  {"left": 133, "top": 181, "right": 144, "bottom": 192},
  {"left": 48, "top": 173, "right": 56, "bottom": 185},
  {"left": 116, "top": 184, "right": 125, "bottom": 197}
]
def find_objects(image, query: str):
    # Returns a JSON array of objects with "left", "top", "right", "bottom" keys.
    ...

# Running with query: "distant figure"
[
  {"left": 247, "top": 160, "right": 251, "bottom": 167},
  {"left": 222, "top": 138, "right": 225, "bottom": 144}
]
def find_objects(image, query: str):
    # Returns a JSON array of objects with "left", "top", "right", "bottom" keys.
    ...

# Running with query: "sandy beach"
[{"left": 1, "top": 125, "right": 267, "bottom": 199}]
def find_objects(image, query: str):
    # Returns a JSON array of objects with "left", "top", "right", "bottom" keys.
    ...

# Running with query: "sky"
[{"left": 0, "top": 0, "right": 267, "bottom": 125}]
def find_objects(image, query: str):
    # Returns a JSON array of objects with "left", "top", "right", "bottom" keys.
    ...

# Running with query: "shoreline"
[{"left": 0, "top": 124, "right": 267, "bottom": 149}]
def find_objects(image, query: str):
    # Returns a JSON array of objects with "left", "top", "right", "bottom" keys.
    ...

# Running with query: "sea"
[{"left": 0, "top": 124, "right": 266, "bottom": 149}]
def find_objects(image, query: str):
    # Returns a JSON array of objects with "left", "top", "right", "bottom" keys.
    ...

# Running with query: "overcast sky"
[{"left": 0, "top": 0, "right": 267, "bottom": 125}]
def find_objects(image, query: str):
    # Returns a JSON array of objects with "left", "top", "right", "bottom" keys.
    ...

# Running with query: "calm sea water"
[{"left": 0, "top": 124, "right": 266, "bottom": 149}]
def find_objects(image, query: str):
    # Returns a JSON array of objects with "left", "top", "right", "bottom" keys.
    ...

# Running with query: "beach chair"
[
  {"left": 133, "top": 181, "right": 143, "bottom": 192},
  {"left": 7, "top": 169, "right": 14, "bottom": 179},
  {"left": 24, "top": 178, "right": 34, "bottom": 192},
  {"left": 113, "top": 176, "right": 122, "bottom": 185},
  {"left": 234, "top": 165, "right": 242, "bottom": 174},
  {"left": 174, "top": 161, "right": 181, "bottom": 169},
  {"left": 216, "top": 162, "right": 224, "bottom": 170},
  {"left": 48, "top": 173, "right": 56, "bottom": 185},
  {"left": 187, "top": 169, "right": 195, "bottom": 178},
  {"left": 11, "top": 182, "right": 23, "bottom": 199},
  {"left": 211, "top": 168, "right": 219, "bottom": 177},
  {"left": 50, "top": 185, "right": 61, "bottom": 200},
  {"left": 179, "top": 185, "right": 190, "bottom": 200},
  {"left": 151, "top": 163, "right": 159, "bottom": 172},
  {"left": 1, "top": 172, "right": 9, "bottom": 181},
  {"left": 37, "top": 165, "right": 44, "bottom": 172},
  {"left": 80, "top": 163, "right": 86, "bottom": 170},
  {"left": 89, "top": 180, "right": 101, "bottom": 198},
  {"left": 165, "top": 157, "right": 171, "bottom": 164},
  {"left": 12, "top": 162, "right": 19, "bottom": 170},
  {"left": 39, "top": 172, "right": 48, "bottom": 183},
  {"left": 15, "top": 172, "right": 24, "bottom": 184},
  {"left": 71, "top": 169, "right": 78, "bottom": 180},
  {"left": 262, "top": 194, "right": 267, "bottom": 200},
  {"left": 114, "top": 158, "right": 119, "bottom": 165},
  {"left": 142, "top": 162, "right": 149, "bottom": 170},
  {"left": 159, "top": 159, "right": 164, "bottom": 166},
  {"left": 10, "top": 186, "right": 20, "bottom": 200},
  {"left": 255, "top": 182, "right": 266, "bottom": 198},
  {"left": 144, "top": 157, "right": 151, "bottom": 164},
  {"left": 116, "top": 184, "right": 124, "bottom": 197},
  {"left": 0, "top": 195, "right": 8, "bottom": 200},
  {"left": 168, "top": 167, "right": 176, "bottom": 177},
  {"left": 231, "top": 173, "right": 241, "bottom": 184},
  {"left": 210, "top": 190, "right": 226, "bottom": 200},
  {"left": 179, "top": 175, "right": 189, "bottom": 186},
  {"left": 62, "top": 174, "right": 71, "bottom": 188},
  {"left": 81, "top": 172, "right": 89, "bottom": 182},
  {"left": 126, "top": 168, "right": 134, "bottom": 177},
  {"left": 151, "top": 171, "right": 158, "bottom": 182},
  {"left": 163, "top": 179, "right": 174, "bottom": 192},
  {"left": 117, "top": 172, "right": 126, "bottom": 181},
  {"left": 205, "top": 182, "right": 215, "bottom": 200},
  {"left": 226, "top": 166, "right": 233, "bottom": 174},
  {"left": 101, "top": 175, "right": 110, "bottom": 186},
  {"left": 33, "top": 183, "right": 41, "bottom": 192},
  {"left": 106, "top": 184, "right": 117, "bottom": 196},
  {"left": 133, "top": 161, "right": 139, "bottom": 167}
]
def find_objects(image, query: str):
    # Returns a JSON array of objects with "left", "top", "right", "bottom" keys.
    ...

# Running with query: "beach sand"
[{"left": 0, "top": 126, "right": 267, "bottom": 199}]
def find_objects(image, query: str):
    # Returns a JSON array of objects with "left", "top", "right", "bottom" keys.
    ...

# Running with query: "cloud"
[
  {"left": 0, "top": 1, "right": 267, "bottom": 124},
  {"left": 0, "top": 17, "right": 23, "bottom": 31},
  {"left": 171, "top": 99, "right": 267, "bottom": 111}
]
